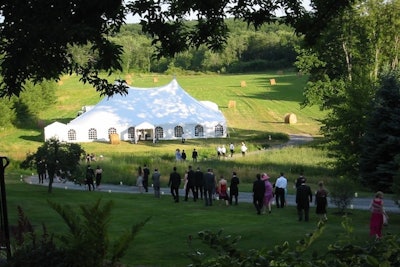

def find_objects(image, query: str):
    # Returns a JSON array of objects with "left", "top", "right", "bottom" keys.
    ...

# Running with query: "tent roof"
[
  {"left": 67, "top": 79, "right": 226, "bottom": 129},
  {"left": 136, "top": 121, "right": 155, "bottom": 129}
]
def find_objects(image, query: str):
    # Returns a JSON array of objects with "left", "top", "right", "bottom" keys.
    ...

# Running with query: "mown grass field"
[{"left": 1, "top": 71, "right": 398, "bottom": 266}]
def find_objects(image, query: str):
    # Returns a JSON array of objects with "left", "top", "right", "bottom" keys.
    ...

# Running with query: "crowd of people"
[
  {"left": 36, "top": 153, "right": 388, "bottom": 238},
  {"left": 133, "top": 164, "right": 334, "bottom": 224}
]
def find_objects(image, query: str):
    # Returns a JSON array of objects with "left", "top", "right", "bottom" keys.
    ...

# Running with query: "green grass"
[{"left": 6, "top": 182, "right": 400, "bottom": 267}]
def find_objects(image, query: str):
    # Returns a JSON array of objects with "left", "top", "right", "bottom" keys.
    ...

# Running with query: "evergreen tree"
[{"left": 360, "top": 71, "right": 400, "bottom": 192}]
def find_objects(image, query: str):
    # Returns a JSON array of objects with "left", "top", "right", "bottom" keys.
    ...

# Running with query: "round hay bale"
[
  {"left": 228, "top": 100, "right": 236, "bottom": 108},
  {"left": 109, "top": 133, "right": 120, "bottom": 145},
  {"left": 240, "top": 81, "right": 247, "bottom": 87},
  {"left": 284, "top": 113, "right": 297, "bottom": 124},
  {"left": 270, "top": 78, "right": 276, "bottom": 85}
]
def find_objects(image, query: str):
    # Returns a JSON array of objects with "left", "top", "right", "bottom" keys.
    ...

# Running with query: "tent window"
[
  {"left": 128, "top": 127, "right": 135, "bottom": 139},
  {"left": 174, "top": 126, "right": 183, "bottom": 137},
  {"left": 155, "top": 127, "right": 163, "bottom": 139},
  {"left": 195, "top": 125, "right": 204, "bottom": 137},
  {"left": 215, "top": 124, "right": 224, "bottom": 137},
  {"left": 68, "top": 129, "right": 76, "bottom": 140},
  {"left": 88, "top": 128, "right": 97, "bottom": 140},
  {"left": 108, "top": 127, "right": 117, "bottom": 135}
]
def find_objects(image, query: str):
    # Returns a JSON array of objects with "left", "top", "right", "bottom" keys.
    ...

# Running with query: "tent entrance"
[{"left": 134, "top": 122, "right": 155, "bottom": 143}]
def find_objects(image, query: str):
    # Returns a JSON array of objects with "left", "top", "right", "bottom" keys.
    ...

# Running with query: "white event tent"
[{"left": 44, "top": 79, "right": 228, "bottom": 143}]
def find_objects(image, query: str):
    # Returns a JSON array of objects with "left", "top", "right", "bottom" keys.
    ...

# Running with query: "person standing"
[
  {"left": 37, "top": 159, "right": 47, "bottom": 184},
  {"left": 315, "top": 181, "right": 328, "bottom": 222},
  {"left": 217, "top": 175, "right": 229, "bottom": 206},
  {"left": 253, "top": 174, "right": 265, "bottom": 215},
  {"left": 152, "top": 168, "right": 161, "bottom": 198},
  {"left": 192, "top": 148, "right": 198, "bottom": 162},
  {"left": 181, "top": 150, "right": 187, "bottom": 161},
  {"left": 185, "top": 165, "right": 196, "bottom": 201},
  {"left": 203, "top": 168, "right": 216, "bottom": 206},
  {"left": 229, "top": 143, "right": 235, "bottom": 157},
  {"left": 296, "top": 172, "right": 306, "bottom": 188},
  {"left": 168, "top": 166, "right": 181, "bottom": 202},
  {"left": 229, "top": 172, "right": 240, "bottom": 205},
  {"left": 275, "top": 172, "right": 287, "bottom": 208},
  {"left": 136, "top": 166, "right": 144, "bottom": 193},
  {"left": 143, "top": 164, "right": 150, "bottom": 192},
  {"left": 296, "top": 178, "right": 312, "bottom": 221},
  {"left": 262, "top": 173, "right": 274, "bottom": 214},
  {"left": 221, "top": 145, "right": 227, "bottom": 158},
  {"left": 175, "top": 149, "right": 182, "bottom": 162},
  {"left": 240, "top": 142, "right": 247, "bottom": 156},
  {"left": 369, "top": 191, "right": 388, "bottom": 239},
  {"left": 95, "top": 165, "right": 103, "bottom": 189},
  {"left": 85, "top": 165, "right": 95, "bottom": 191},
  {"left": 216, "top": 146, "right": 222, "bottom": 160},
  {"left": 194, "top": 167, "right": 204, "bottom": 200}
]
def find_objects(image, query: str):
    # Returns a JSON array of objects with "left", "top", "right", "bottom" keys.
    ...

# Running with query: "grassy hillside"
[{"left": 1, "top": 71, "right": 330, "bottom": 183}]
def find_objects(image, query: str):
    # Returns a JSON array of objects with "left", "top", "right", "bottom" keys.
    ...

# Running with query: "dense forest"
[{"left": 113, "top": 19, "right": 300, "bottom": 74}]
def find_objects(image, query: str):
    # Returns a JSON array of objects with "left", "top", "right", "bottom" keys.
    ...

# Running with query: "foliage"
[
  {"left": 297, "top": 0, "right": 400, "bottom": 177},
  {"left": 7, "top": 206, "right": 68, "bottom": 267},
  {"left": 359, "top": 71, "right": 400, "bottom": 192},
  {"left": 329, "top": 177, "right": 356, "bottom": 214},
  {"left": 127, "top": 0, "right": 352, "bottom": 58},
  {"left": 188, "top": 218, "right": 400, "bottom": 267},
  {"left": 187, "top": 223, "right": 326, "bottom": 267},
  {"left": 19, "top": 138, "right": 85, "bottom": 193},
  {"left": 0, "top": 0, "right": 127, "bottom": 98},
  {"left": 0, "top": 81, "right": 56, "bottom": 128},
  {"left": 0, "top": 0, "right": 354, "bottom": 98},
  {"left": 6, "top": 200, "right": 150, "bottom": 267}
]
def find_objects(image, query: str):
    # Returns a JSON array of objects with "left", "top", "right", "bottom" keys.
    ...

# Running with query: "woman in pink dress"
[
  {"left": 262, "top": 173, "right": 274, "bottom": 214},
  {"left": 369, "top": 191, "right": 388, "bottom": 239}
]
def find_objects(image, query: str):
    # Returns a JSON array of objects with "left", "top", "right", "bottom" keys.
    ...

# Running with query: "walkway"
[{"left": 24, "top": 176, "right": 399, "bottom": 213}]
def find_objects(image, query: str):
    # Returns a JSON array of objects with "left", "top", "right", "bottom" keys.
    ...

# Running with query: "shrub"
[{"left": 329, "top": 177, "right": 356, "bottom": 214}]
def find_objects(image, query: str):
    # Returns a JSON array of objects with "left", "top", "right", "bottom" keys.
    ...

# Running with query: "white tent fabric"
[{"left": 44, "top": 79, "right": 227, "bottom": 143}]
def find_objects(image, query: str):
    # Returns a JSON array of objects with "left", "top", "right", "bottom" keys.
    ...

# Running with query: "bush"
[
  {"left": 329, "top": 177, "right": 356, "bottom": 214},
  {"left": 188, "top": 218, "right": 400, "bottom": 267}
]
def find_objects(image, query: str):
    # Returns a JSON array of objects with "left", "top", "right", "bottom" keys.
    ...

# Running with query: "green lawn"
[{"left": 6, "top": 182, "right": 399, "bottom": 267}]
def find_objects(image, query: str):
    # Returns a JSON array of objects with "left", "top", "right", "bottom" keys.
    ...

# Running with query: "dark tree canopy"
[
  {"left": 0, "top": 0, "right": 353, "bottom": 97},
  {"left": 360, "top": 71, "right": 400, "bottom": 192},
  {"left": 0, "top": 0, "right": 127, "bottom": 98}
]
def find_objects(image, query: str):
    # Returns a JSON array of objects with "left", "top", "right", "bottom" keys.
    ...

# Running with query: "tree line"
[{"left": 105, "top": 20, "right": 300, "bottom": 74}]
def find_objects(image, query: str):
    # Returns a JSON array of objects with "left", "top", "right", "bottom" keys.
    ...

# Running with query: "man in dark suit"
[
  {"left": 296, "top": 178, "right": 313, "bottom": 221},
  {"left": 184, "top": 165, "right": 196, "bottom": 201},
  {"left": 252, "top": 173, "right": 265, "bottom": 215},
  {"left": 143, "top": 164, "right": 150, "bottom": 192},
  {"left": 229, "top": 172, "right": 240, "bottom": 205},
  {"left": 168, "top": 166, "right": 181, "bottom": 202},
  {"left": 203, "top": 168, "right": 216, "bottom": 206}
]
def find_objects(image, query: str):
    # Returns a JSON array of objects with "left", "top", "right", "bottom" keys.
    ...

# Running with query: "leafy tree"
[
  {"left": 0, "top": 98, "right": 15, "bottom": 128},
  {"left": 20, "top": 138, "right": 85, "bottom": 193},
  {"left": 359, "top": 71, "right": 400, "bottom": 192},
  {"left": 297, "top": 0, "right": 400, "bottom": 177},
  {"left": 0, "top": 0, "right": 127, "bottom": 98}
]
